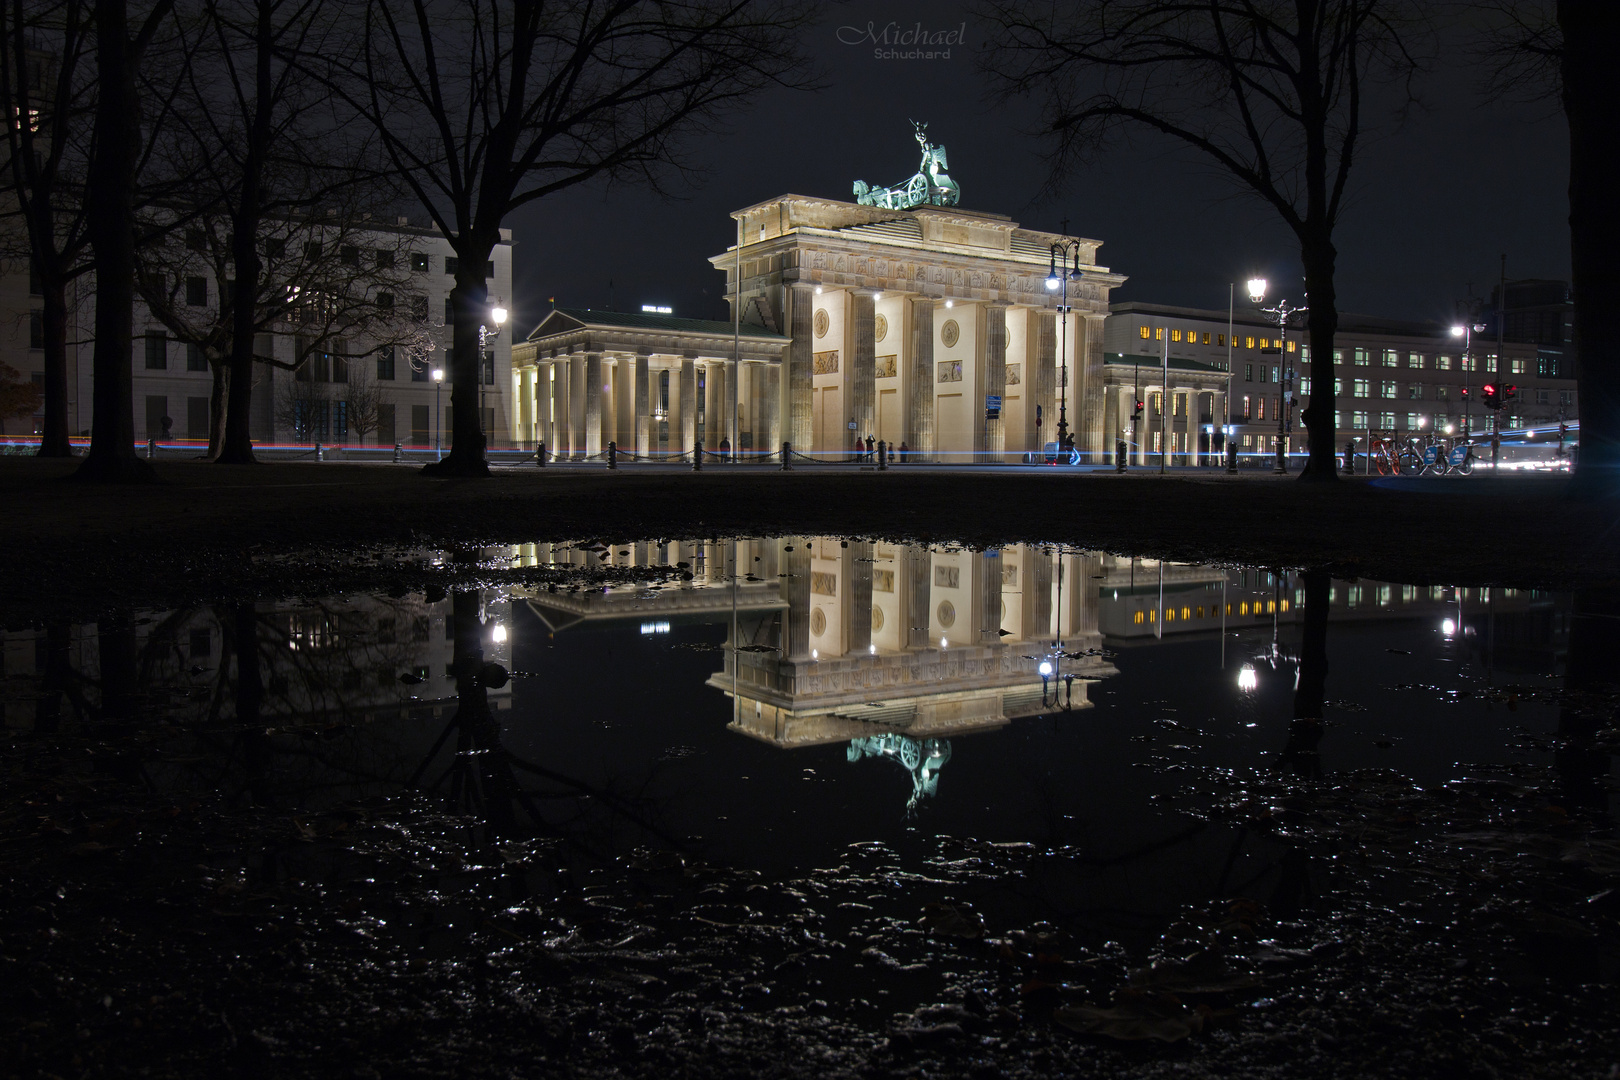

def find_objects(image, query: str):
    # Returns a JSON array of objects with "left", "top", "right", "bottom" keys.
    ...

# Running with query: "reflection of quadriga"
[
  {"left": 852, "top": 121, "right": 961, "bottom": 210},
  {"left": 848, "top": 733, "right": 952, "bottom": 815}
]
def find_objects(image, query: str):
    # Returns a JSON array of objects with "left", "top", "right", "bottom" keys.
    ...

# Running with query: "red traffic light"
[{"left": 1482, "top": 384, "right": 1495, "bottom": 394}]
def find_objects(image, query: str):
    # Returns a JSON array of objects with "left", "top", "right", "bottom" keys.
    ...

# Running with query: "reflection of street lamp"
[
  {"left": 1238, "top": 663, "right": 1258, "bottom": 692},
  {"left": 1247, "top": 278, "right": 1306, "bottom": 474},
  {"left": 1046, "top": 236, "right": 1084, "bottom": 460},
  {"left": 432, "top": 367, "right": 445, "bottom": 459}
]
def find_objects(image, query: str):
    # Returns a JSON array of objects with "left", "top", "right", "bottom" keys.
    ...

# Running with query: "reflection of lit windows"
[
  {"left": 1133, "top": 610, "right": 1144, "bottom": 625},
  {"left": 638, "top": 621, "right": 671, "bottom": 634},
  {"left": 1280, "top": 599, "right": 1290, "bottom": 612}
]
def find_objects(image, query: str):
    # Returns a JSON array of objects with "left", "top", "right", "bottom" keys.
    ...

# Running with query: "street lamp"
[
  {"left": 1047, "top": 235, "right": 1084, "bottom": 462},
  {"left": 480, "top": 301, "right": 508, "bottom": 449},
  {"left": 431, "top": 367, "right": 445, "bottom": 459},
  {"left": 1246, "top": 278, "right": 1306, "bottom": 474},
  {"left": 1450, "top": 321, "right": 1486, "bottom": 441}
]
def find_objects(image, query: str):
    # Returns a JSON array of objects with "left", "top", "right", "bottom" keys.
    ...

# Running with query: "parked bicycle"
[{"left": 1397, "top": 436, "right": 1474, "bottom": 476}]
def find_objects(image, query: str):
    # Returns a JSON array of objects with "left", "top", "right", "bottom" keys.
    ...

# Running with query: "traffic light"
[
  {"left": 1133, "top": 399, "right": 1144, "bottom": 418},
  {"left": 1481, "top": 383, "right": 1499, "bottom": 410},
  {"left": 1503, "top": 383, "right": 1518, "bottom": 402},
  {"left": 1460, "top": 386, "right": 1469, "bottom": 401}
]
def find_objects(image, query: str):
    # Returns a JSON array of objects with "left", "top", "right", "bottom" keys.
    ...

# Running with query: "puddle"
[{"left": 2, "top": 539, "right": 1616, "bottom": 1077}]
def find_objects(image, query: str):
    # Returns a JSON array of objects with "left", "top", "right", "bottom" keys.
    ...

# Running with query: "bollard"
[
  {"left": 878, "top": 440, "right": 887, "bottom": 470},
  {"left": 315, "top": 441, "right": 323, "bottom": 462},
  {"left": 693, "top": 435, "right": 703, "bottom": 471},
  {"left": 607, "top": 440, "right": 617, "bottom": 470},
  {"left": 1116, "top": 439, "right": 1127, "bottom": 473},
  {"left": 393, "top": 441, "right": 402, "bottom": 463},
  {"left": 1343, "top": 440, "right": 1355, "bottom": 475},
  {"left": 781, "top": 441, "right": 792, "bottom": 470},
  {"left": 1225, "top": 442, "right": 1237, "bottom": 473},
  {"left": 536, "top": 440, "right": 545, "bottom": 466},
  {"left": 146, "top": 438, "right": 155, "bottom": 459}
]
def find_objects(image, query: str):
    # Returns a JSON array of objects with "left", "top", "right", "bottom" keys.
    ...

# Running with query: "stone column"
[
  {"left": 1103, "top": 384, "right": 1119, "bottom": 463},
  {"left": 908, "top": 298, "right": 935, "bottom": 458},
  {"left": 1080, "top": 314, "right": 1107, "bottom": 459},
  {"left": 980, "top": 303, "right": 1008, "bottom": 462},
  {"left": 765, "top": 361, "right": 781, "bottom": 453},
  {"left": 568, "top": 352, "right": 586, "bottom": 459},
  {"left": 534, "top": 361, "right": 551, "bottom": 450},
  {"left": 1035, "top": 311, "right": 1056, "bottom": 451},
  {"left": 845, "top": 541, "right": 873, "bottom": 655},
  {"left": 782, "top": 538, "right": 812, "bottom": 660},
  {"left": 1022, "top": 546, "right": 1054, "bottom": 643},
  {"left": 850, "top": 292, "right": 876, "bottom": 443},
  {"left": 787, "top": 283, "right": 814, "bottom": 451},
  {"left": 679, "top": 356, "right": 696, "bottom": 456},
  {"left": 978, "top": 548, "right": 1004, "bottom": 643},
  {"left": 583, "top": 352, "right": 602, "bottom": 457},
  {"left": 904, "top": 545, "right": 932, "bottom": 650},
  {"left": 634, "top": 353, "right": 650, "bottom": 456}
]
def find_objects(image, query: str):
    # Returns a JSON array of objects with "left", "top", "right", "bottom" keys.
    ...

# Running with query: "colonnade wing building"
[{"left": 517, "top": 193, "right": 1128, "bottom": 461}]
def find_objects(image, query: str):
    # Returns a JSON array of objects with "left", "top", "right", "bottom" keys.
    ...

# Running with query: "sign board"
[
  {"left": 1035, "top": 404, "right": 1043, "bottom": 427},
  {"left": 848, "top": 420, "right": 858, "bottom": 431},
  {"left": 1260, "top": 347, "right": 1282, "bottom": 355},
  {"left": 985, "top": 394, "right": 1001, "bottom": 420}
]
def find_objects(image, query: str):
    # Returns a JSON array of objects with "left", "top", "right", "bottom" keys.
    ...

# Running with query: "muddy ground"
[{"left": 1, "top": 458, "right": 1615, "bottom": 625}]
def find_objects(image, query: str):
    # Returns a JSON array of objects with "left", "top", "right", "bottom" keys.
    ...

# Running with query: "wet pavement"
[{"left": 2, "top": 540, "right": 1615, "bottom": 1078}]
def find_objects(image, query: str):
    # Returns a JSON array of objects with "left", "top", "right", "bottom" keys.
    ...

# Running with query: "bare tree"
[
  {"left": 135, "top": 203, "right": 425, "bottom": 456},
  {"left": 273, "top": 371, "right": 331, "bottom": 444},
  {"left": 73, "top": 0, "right": 178, "bottom": 483},
  {"left": 1557, "top": 3, "right": 1618, "bottom": 495},
  {"left": 342, "top": 357, "right": 387, "bottom": 444},
  {"left": 323, "top": 0, "right": 813, "bottom": 476},
  {"left": 0, "top": 357, "right": 42, "bottom": 432},
  {"left": 0, "top": 0, "right": 95, "bottom": 458},
  {"left": 979, "top": 1, "right": 1429, "bottom": 481}
]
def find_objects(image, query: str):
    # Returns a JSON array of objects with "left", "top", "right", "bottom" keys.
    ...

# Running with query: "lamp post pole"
[
  {"left": 432, "top": 367, "right": 444, "bottom": 460},
  {"left": 478, "top": 302, "right": 507, "bottom": 452},
  {"left": 1046, "top": 233, "right": 1083, "bottom": 462},
  {"left": 1246, "top": 278, "right": 1305, "bottom": 475}
]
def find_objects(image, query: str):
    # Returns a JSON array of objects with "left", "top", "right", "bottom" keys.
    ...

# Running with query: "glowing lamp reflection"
[
  {"left": 1038, "top": 660, "right": 1053, "bottom": 677},
  {"left": 1442, "top": 618, "right": 1457, "bottom": 636},
  {"left": 492, "top": 623, "right": 507, "bottom": 643},
  {"left": 1237, "top": 664, "right": 1258, "bottom": 692}
]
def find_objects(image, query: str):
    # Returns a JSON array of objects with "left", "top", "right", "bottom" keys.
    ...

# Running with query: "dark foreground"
[{"left": 1, "top": 457, "right": 1616, "bottom": 623}]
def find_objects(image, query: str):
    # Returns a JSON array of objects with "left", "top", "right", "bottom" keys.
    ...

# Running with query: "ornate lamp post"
[
  {"left": 1046, "top": 237, "right": 1084, "bottom": 462},
  {"left": 1450, "top": 321, "right": 1485, "bottom": 440},
  {"left": 1246, "top": 278, "right": 1306, "bottom": 474},
  {"left": 431, "top": 366, "right": 445, "bottom": 460},
  {"left": 480, "top": 302, "right": 508, "bottom": 448}
]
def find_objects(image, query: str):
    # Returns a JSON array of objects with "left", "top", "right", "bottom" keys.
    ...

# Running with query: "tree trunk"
[
  {"left": 207, "top": 360, "right": 229, "bottom": 458},
  {"left": 1560, "top": 2, "right": 1620, "bottom": 497},
  {"left": 35, "top": 269, "right": 73, "bottom": 456},
  {"left": 1297, "top": 232, "right": 1340, "bottom": 483},
  {"left": 216, "top": 0, "right": 273, "bottom": 466},
  {"left": 422, "top": 240, "right": 497, "bottom": 478},
  {"left": 74, "top": 0, "right": 153, "bottom": 483}
]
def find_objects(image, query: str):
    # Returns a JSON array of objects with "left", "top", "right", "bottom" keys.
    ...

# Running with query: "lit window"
[
  {"left": 1196, "top": 606, "right": 1205, "bottom": 618},
  {"left": 1354, "top": 349, "right": 1368, "bottom": 365},
  {"left": 1353, "top": 379, "right": 1369, "bottom": 398},
  {"left": 1202, "top": 332, "right": 1211, "bottom": 344},
  {"left": 1165, "top": 608, "right": 1175, "bottom": 622},
  {"left": 1258, "top": 397, "right": 1266, "bottom": 420},
  {"left": 1217, "top": 334, "right": 1225, "bottom": 347},
  {"left": 1436, "top": 355, "right": 1451, "bottom": 371},
  {"left": 1181, "top": 606, "right": 1191, "bottom": 620},
  {"left": 1245, "top": 336, "right": 1255, "bottom": 349},
  {"left": 1286, "top": 340, "right": 1296, "bottom": 352},
  {"left": 1133, "top": 610, "right": 1144, "bottom": 625},
  {"left": 1280, "top": 599, "right": 1290, "bottom": 612},
  {"left": 1382, "top": 350, "right": 1399, "bottom": 367},
  {"left": 1239, "top": 601, "right": 1249, "bottom": 615},
  {"left": 1148, "top": 608, "right": 1156, "bottom": 622},
  {"left": 1171, "top": 328, "right": 1182, "bottom": 342},
  {"left": 1300, "top": 377, "right": 1312, "bottom": 394},
  {"left": 1139, "top": 325, "right": 1150, "bottom": 339},
  {"left": 1155, "top": 327, "right": 1163, "bottom": 340}
]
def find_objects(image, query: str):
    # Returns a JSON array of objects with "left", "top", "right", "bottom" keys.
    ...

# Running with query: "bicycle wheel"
[
  {"left": 1397, "top": 449, "right": 1421, "bottom": 476},
  {"left": 1453, "top": 451, "right": 1474, "bottom": 476}
]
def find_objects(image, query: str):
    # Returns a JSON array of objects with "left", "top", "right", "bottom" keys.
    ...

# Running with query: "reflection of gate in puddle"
[{"left": 848, "top": 733, "right": 952, "bottom": 815}]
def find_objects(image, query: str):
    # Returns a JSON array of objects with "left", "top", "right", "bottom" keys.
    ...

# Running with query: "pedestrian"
[
  {"left": 865, "top": 434, "right": 875, "bottom": 462},
  {"left": 852, "top": 435, "right": 862, "bottom": 463},
  {"left": 719, "top": 436, "right": 730, "bottom": 461},
  {"left": 898, "top": 440, "right": 909, "bottom": 464},
  {"left": 160, "top": 415, "right": 173, "bottom": 441}
]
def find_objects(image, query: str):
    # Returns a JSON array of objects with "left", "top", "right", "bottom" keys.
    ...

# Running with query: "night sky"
[{"left": 505, "top": 2, "right": 1568, "bottom": 338}]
